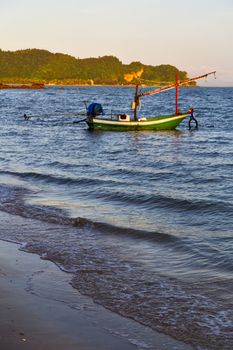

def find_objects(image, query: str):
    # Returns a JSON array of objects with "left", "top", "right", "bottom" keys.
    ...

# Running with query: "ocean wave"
[
  {"left": 3, "top": 170, "right": 232, "bottom": 217},
  {"left": 0, "top": 183, "right": 178, "bottom": 245},
  {"left": 0, "top": 169, "right": 123, "bottom": 187},
  {"left": 1, "top": 182, "right": 232, "bottom": 276},
  {"left": 91, "top": 187, "right": 233, "bottom": 215}
]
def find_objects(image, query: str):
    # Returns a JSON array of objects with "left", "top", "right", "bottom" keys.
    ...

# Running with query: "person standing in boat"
[{"left": 189, "top": 107, "right": 198, "bottom": 129}]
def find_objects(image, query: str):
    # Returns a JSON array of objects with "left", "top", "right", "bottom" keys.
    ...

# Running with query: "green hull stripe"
[{"left": 89, "top": 114, "right": 189, "bottom": 131}]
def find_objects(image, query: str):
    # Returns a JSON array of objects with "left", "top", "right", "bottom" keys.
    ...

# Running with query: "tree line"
[{"left": 0, "top": 48, "right": 193, "bottom": 86}]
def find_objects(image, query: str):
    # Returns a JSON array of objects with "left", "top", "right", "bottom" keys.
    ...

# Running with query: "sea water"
[{"left": 0, "top": 86, "right": 232, "bottom": 349}]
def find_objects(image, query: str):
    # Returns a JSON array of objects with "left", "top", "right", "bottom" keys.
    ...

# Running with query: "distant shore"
[
  {"left": 0, "top": 83, "right": 44, "bottom": 89},
  {"left": 0, "top": 82, "right": 142, "bottom": 89},
  {"left": 0, "top": 82, "right": 198, "bottom": 89}
]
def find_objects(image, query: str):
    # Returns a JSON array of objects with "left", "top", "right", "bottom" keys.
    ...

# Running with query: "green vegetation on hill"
[{"left": 0, "top": 48, "right": 193, "bottom": 86}]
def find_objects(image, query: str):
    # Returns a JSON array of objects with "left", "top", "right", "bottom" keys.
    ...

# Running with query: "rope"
[
  {"left": 21, "top": 112, "right": 87, "bottom": 119},
  {"left": 72, "top": 118, "right": 87, "bottom": 124}
]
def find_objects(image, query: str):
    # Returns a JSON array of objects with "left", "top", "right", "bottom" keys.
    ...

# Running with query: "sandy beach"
[{"left": 0, "top": 238, "right": 194, "bottom": 350}]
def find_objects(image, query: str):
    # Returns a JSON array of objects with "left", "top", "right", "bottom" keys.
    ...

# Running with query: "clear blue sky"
[{"left": 1, "top": 0, "right": 232, "bottom": 85}]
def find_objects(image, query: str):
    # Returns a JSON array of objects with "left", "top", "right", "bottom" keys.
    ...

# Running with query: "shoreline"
[
  {"left": 0, "top": 83, "right": 223, "bottom": 89},
  {"left": 0, "top": 82, "right": 199, "bottom": 89},
  {"left": 0, "top": 238, "right": 194, "bottom": 350}
]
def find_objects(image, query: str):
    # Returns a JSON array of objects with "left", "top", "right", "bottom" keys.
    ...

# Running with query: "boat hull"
[{"left": 87, "top": 113, "right": 190, "bottom": 131}]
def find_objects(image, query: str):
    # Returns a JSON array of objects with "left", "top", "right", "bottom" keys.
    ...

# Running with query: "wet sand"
[{"left": 0, "top": 239, "right": 194, "bottom": 350}]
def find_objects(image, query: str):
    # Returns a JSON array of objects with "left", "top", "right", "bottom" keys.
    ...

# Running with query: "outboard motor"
[{"left": 87, "top": 103, "right": 104, "bottom": 118}]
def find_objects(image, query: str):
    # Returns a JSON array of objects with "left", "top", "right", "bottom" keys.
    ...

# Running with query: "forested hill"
[{"left": 0, "top": 48, "right": 192, "bottom": 85}]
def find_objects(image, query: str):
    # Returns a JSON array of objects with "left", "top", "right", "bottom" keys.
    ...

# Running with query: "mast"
[
  {"left": 175, "top": 73, "right": 179, "bottom": 115},
  {"left": 133, "top": 84, "right": 139, "bottom": 121}
]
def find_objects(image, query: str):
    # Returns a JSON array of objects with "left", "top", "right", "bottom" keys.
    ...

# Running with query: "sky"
[{"left": 0, "top": 0, "right": 232, "bottom": 86}]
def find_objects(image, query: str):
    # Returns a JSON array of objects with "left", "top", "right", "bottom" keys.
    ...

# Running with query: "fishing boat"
[
  {"left": 86, "top": 112, "right": 191, "bottom": 131},
  {"left": 85, "top": 71, "right": 216, "bottom": 131}
]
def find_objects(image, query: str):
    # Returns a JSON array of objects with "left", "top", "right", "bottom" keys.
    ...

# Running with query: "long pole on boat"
[
  {"left": 138, "top": 71, "right": 216, "bottom": 98},
  {"left": 175, "top": 73, "right": 179, "bottom": 115},
  {"left": 133, "top": 84, "right": 139, "bottom": 121}
]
